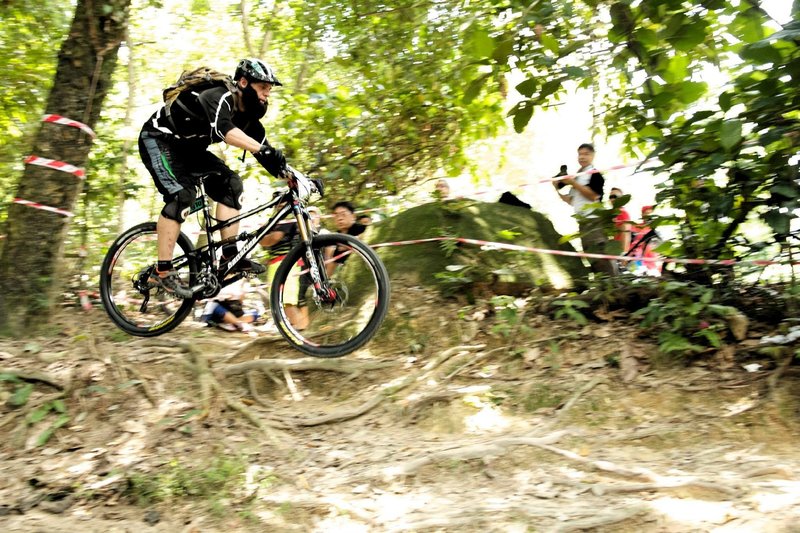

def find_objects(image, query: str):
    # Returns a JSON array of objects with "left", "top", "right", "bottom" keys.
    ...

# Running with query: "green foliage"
[
  {"left": 632, "top": 281, "right": 739, "bottom": 357},
  {"left": 552, "top": 298, "right": 589, "bottom": 325},
  {"left": 489, "top": 295, "right": 522, "bottom": 338},
  {"left": 126, "top": 456, "right": 252, "bottom": 506},
  {"left": 0, "top": 0, "right": 72, "bottom": 222}
]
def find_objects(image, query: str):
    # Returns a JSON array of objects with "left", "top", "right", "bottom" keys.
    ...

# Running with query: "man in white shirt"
[{"left": 553, "top": 143, "right": 617, "bottom": 276}]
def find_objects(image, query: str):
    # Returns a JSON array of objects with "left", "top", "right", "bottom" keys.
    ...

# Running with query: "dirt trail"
[{"left": 1, "top": 292, "right": 799, "bottom": 532}]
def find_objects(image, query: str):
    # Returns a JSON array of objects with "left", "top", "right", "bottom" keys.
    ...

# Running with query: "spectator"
[
  {"left": 331, "top": 201, "right": 366, "bottom": 237},
  {"left": 259, "top": 210, "right": 309, "bottom": 329},
  {"left": 609, "top": 187, "right": 632, "bottom": 255},
  {"left": 328, "top": 201, "right": 366, "bottom": 276},
  {"left": 433, "top": 178, "right": 450, "bottom": 200},
  {"left": 357, "top": 213, "right": 373, "bottom": 226},
  {"left": 307, "top": 206, "right": 330, "bottom": 234},
  {"left": 553, "top": 143, "right": 617, "bottom": 276},
  {"left": 630, "top": 205, "right": 662, "bottom": 276},
  {"left": 199, "top": 280, "right": 259, "bottom": 332}
]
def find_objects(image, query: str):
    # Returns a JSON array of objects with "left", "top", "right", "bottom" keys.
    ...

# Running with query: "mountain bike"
[{"left": 99, "top": 167, "right": 391, "bottom": 358}]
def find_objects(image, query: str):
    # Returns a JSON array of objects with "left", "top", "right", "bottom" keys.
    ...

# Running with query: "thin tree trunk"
[
  {"left": 240, "top": 0, "right": 254, "bottom": 56},
  {"left": 117, "top": 23, "right": 136, "bottom": 234},
  {"left": 0, "top": 0, "right": 131, "bottom": 335}
]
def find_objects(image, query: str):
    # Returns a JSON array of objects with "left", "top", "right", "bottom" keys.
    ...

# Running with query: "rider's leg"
[
  {"left": 157, "top": 215, "right": 181, "bottom": 262},
  {"left": 217, "top": 203, "right": 239, "bottom": 242}
]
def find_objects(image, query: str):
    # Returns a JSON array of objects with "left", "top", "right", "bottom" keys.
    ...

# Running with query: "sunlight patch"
[
  {"left": 462, "top": 395, "right": 510, "bottom": 433},
  {"left": 649, "top": 497, "right": 736, "bottom": 525}
]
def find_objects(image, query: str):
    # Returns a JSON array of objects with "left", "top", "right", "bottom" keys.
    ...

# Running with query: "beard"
[{"left": 241, "top": 84, "right": 267, "bottom": 119}]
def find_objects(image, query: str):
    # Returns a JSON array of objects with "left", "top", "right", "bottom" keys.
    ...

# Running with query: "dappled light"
[{"left": 1, "top": 0, "right": 800, "bottom": 531}]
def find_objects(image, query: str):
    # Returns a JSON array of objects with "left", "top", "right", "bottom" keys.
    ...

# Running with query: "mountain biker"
[{"left": 138, "top": 58, "right": 289, "bottom": 298}]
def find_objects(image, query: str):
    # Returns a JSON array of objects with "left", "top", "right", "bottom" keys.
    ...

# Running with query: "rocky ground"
[{"left": 1, "top": 283, "right": 799, "bottom": 532}]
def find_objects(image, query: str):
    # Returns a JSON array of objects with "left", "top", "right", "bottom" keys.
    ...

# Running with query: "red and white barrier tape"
[
  {"left": 24, "top": 155, "right": 85, "bottom": 179},
  {"left": 369, "top": 236, "right": 799, "bottom": 267},
  {"left": 12, "top": 198, "right": 74, "bottom": 217},
  {"left": 536, "top": 159, "right": 657, "bottom": 184},
  {"left": 78, "top": 290, "right": 92, "bottom": 311},
  {"left": 42, "top": 114, "right": 96, "bottom": 138}
]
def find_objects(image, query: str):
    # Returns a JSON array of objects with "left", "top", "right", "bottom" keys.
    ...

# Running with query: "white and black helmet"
[{"left": 234, "top": 58, "right": 282, "bottom": 86}]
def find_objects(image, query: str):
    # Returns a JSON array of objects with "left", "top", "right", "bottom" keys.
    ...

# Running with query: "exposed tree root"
[
  {"left": 291, "top": 344, "right": 486, "bottom": 427},
  {"left": 590, "top": 479, "right": 740, "bottom": 497},
  {"left": 178, "top": 342, "right": 290, "bottom": 446},
  {"left": 553, "top": 506, "right": 651, "bottom": 533},
  {"left": 223, "top": 357, "right": 397, "bottom": 377},
  {"left": 379, "top": 430, "right": 569, "bottom": 479},
  {"left": 221, "top": 335, "right": 289, "bottom": 362},
  {"left": 402, "top": 391, "right": 462, "bottom": 421},
  {"left": 767, "top": 352, "right": 794, "bottom": 396},
  {"left": 553, "top": 376, "right": 606, "bottom": 421},
  {"left": 0, "top": 368, "right": 64, "bottom": 390}
]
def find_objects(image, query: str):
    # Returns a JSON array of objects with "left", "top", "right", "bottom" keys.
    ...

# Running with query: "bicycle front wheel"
[
  {"left": 270, "top": 233, "right": 390, "bottom": 357},
  {"left": 99, "top": 222, "right": 197, "bottom": 336}
]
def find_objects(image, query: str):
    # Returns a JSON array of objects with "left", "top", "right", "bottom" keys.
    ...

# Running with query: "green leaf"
[
  {"left": 563, "top": 66, "right": 586, "bottom": 77},
  {"left": 676, "top": 81, "right": 707, "bottom": 104},
  {"left": 763, "top": 210, "right": 791, "bottom": 236},
  {"left": 771, "top": 184, "right": 799, "bottom": 199},
  {"left": 511, "top": 102, "right": 534, "bottom": 133},
  {"left": 52, "top": 399, "right": 66, "bottom": 413},
  {"left": 35, "top": 414, "right": 70, "bottom": 447},
  {"left": 26, "top": 404, "right": 52, "bottom": 424},
  {"left": 540, "top": 33, "right": 559, "bottom": 54},
  {"left": 492, "top": 39, "right": 514, "bottom": 63},
  {"left": 662, "top": 55, "right": 689, "bottom": 84},
  {"left": 515, "top": 78, "right": 537, "bottom": 98},
  {"left": 0, "top": 373, "right": 22, "bottom": 383},
  {"left": 463, "top": 74, "right": 489, "bottom": 104},
  {"left": 469, "top": 28, "right": 495, "bottom": 58},
  {"left": 741, "top": 41, "right": 782, "bottom": 64},
  {"left": 720, "top": 119, "right": 742, "bottom": 150},
  {"left": 9, "top": 384, "right": 34, "bottom": 407},
  {"left": 719, "top": 91, "right": 733, "bottom": 111}
]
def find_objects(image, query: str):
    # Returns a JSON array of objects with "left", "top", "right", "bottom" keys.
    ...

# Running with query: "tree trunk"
[{"left": 0, "top": 0, "right": 130, "bottom": 335}]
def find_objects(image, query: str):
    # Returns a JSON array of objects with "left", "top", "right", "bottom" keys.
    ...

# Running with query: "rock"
[{"left": 144, "top": 509, "right": 161, "bottom": 525}]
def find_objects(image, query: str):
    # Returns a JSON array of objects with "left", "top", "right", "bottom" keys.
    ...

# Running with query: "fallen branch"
[{"left": 0, "top": 368, "right": 64, "bottom": 390}]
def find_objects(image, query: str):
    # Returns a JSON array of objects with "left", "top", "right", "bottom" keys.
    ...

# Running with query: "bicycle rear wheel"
[
  {"left": 99, "top": 222, "right": 197, "bottom": 336},
  {"left": 270, "top": 233, "right": 390, "bottom": 357}
]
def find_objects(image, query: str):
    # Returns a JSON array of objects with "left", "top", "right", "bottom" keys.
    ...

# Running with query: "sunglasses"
[{"left": 609, "top": 194, "right": 618, "bottom": 199}]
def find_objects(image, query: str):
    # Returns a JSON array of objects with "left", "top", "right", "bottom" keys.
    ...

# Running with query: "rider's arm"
[{"left": 224, "top": 128, "right": 262, "bottom": 153}]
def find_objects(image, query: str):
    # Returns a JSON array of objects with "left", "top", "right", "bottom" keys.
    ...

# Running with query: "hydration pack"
[{"left": 162, "top": 67, "right": 239, "bottom": 117}]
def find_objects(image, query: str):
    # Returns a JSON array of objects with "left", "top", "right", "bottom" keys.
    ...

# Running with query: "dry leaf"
[{"left": 728, "top": 313, "right": 749, "bottom": 341}]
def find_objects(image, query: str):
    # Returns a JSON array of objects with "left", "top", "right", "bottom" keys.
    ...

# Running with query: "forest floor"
[{"left": 1, "top": 282, "right": 800, "bottom": 533}]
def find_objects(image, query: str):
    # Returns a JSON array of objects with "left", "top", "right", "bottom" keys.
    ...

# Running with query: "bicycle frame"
[{"left": 176, "top": 171, "right": 326, "bottom": 299}]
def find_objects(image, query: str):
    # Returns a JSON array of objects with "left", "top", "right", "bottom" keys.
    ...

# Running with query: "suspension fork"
[{"left": 293, "top": 203, "right": 333, "bottom": 300}]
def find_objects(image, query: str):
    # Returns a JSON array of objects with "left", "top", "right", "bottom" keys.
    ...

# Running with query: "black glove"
[
  {"left": 256, "top": 144, "right": 287, "bottom": 178},
  {"left": 311, "top": 177, "right": 324, "bottom": 198}
]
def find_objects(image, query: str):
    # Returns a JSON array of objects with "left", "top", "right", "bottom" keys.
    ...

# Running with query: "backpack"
[{"left": 162, "top": 67, "right": 239, "bottom": 117}]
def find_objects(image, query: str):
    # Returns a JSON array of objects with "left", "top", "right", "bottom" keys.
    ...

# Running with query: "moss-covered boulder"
[{"left": 364, "top": 199, "right": 588, "bottom": 296}]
